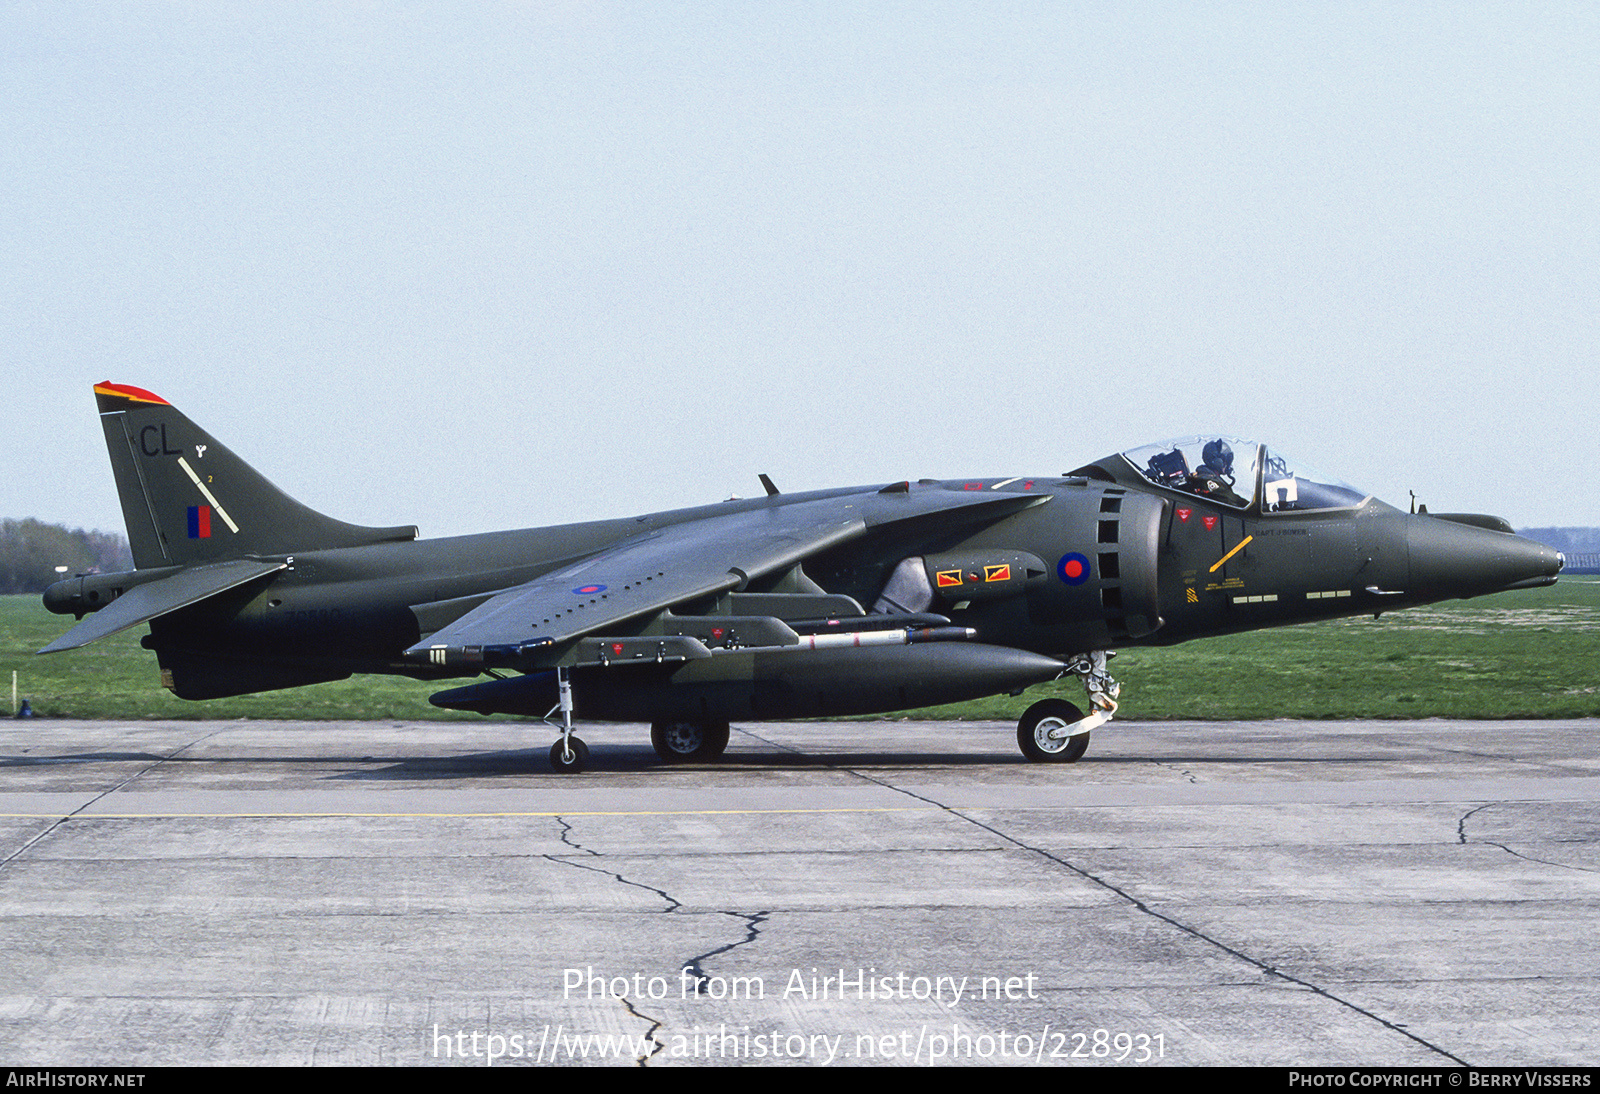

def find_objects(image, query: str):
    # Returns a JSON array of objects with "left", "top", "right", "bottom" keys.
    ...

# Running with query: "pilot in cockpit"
[{"left": 1185, "top": 439, "right": 1246, "bottom": 507}]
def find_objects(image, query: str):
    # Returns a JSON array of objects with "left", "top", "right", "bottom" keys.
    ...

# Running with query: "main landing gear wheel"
[
  {"left": 650, "top": 720, "right": 731, "bottom": 763},
  {"left": 549, "top": 736, "right": 589, "bottom": 774},
  {"left": 1017, "top": 699, "right": 1090, "bottom": 763}
]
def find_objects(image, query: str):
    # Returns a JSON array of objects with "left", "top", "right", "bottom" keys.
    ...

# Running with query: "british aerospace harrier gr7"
[{"left": 42, "top": 383, "right": 1563, "bottom": 772}]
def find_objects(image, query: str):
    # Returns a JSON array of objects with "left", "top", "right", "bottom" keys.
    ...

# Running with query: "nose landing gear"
[{"left": 1016, "top": 650, "right": 1120, "bottom": 763}]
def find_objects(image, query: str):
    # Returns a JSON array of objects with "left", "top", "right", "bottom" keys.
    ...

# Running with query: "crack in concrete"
[
  {"left": 546, "top": 814, "right": 769, "bottom": 1064},
  {"left": 1435, "top": 747, "right": 1586, "bottom": 776},
  {"left": 619, "top": 995, "right": 666, "bottom": 1066},
  {"left": 735, "top": 725, "right": 1471, "bottom": 1067},
  {"left": 553, "top": 815, "right": 600, "bottom": 856},
  {"left": 679, "top": 910, "right": 770, "bottom": 996},
  {"left": 1476, "top": 841, "right": 1598, "bottom": 873},
  {"left": 936, "top": 798, "right": 1472, "bottom": 1066},
  {"left": 1150, "top": 759, "right": 1201, "bottom": 783},
  {"left": 540, "top": 853, "right": 683, "bottom": 912},
  {"left": 1457, "top": 803, "right": 1493, "bottom": 844},
  {"left": 1459, "top": 805, "right": 1596, "bottom": 873}
]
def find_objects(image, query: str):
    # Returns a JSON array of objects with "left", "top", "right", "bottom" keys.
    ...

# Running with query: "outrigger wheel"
[
  {"left": 650, "top": 720, "right": 732, "bottom": 763},
  {"left": 1016, "top": 698, "right": 1091, "bottom": 763},
  {"left": 549, "top": 736, "right": 589, "bottom": 774}
]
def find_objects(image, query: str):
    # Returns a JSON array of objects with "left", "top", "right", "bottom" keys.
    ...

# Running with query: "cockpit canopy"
[{"left": 1119, "top": 437, "right": 1371, "bottom": 513}]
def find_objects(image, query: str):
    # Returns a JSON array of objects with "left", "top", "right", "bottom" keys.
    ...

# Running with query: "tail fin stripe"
[{"left": 178, "top": 457, "right": 240, "bottom": 533}]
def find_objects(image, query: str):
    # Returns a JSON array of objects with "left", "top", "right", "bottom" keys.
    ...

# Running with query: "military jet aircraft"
[{"left": 42, "top": 383, "right": 1564, "bottom": 773}]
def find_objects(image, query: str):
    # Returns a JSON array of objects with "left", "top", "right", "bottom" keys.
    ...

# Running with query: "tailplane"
[{"left": 94, "top": 382, "right": 416, "bottom": 568}]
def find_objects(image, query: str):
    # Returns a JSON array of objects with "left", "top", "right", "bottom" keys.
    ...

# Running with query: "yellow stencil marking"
[{"left": 1208, "top": 534, "right": 1253, "bottom": 573}]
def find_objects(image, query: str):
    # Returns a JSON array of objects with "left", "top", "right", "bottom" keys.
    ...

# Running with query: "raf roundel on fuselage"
[{"left": 1119, "top": 437, "right": 1372, "bottom": 514}]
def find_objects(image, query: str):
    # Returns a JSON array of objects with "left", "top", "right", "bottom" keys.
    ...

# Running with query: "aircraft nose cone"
[{"left": 1407, "top": 516, "right": 1563, "bottom": 598}]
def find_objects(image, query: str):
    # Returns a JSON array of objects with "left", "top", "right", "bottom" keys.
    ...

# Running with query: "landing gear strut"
[
  {"left": 1015, "top": 650, "right": 1120, "bottom": 764},
  {"left": 545, "top": 666, "right": 588, "bottom": 774},
  {"left": 651, "top": 720, "right": 731, "bottom": 763}
]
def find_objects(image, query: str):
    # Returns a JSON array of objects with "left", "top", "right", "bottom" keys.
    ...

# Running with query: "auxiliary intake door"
[{"left": 1094, "top": 489, "right": 1165, "bottom": 639}]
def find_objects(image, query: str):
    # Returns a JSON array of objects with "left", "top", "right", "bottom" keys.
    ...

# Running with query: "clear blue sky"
[{"left": 4, "top": 3, "right": 1596, "bottom": 539}]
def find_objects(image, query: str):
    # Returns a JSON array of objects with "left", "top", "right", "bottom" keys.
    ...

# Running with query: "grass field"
[{"left": 5, "top": 580, "right": 1598, "bottom": 722}]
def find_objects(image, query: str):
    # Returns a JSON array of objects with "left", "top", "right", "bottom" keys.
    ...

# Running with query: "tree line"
[
  {"left": 1519, "top": 527, "right": 1600, "bottom": 554},
  {"left": 0, "top": 519, "right": 132, "bottom": 594}
]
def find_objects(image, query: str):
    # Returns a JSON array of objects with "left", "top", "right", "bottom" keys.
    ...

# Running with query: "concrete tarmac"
[{"left": 0, "top": 716, "right": 1596, "bottom": 1067}]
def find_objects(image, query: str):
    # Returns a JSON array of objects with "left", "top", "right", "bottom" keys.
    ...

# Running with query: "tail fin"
[{"left": 94, "top": 382, "right": 417, "bottom": 569}]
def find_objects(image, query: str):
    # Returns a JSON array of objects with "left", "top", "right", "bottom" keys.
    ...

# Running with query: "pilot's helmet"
[{"left": 1202, "top": 439, "right": 1233, "bottom": 475}]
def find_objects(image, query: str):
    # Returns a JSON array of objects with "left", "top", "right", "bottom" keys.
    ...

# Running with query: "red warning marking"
[{"left": 1177, "top": 507, "right": 1192, "bottom": 523}]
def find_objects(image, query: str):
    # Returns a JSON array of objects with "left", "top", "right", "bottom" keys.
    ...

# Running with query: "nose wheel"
[
  {"left": 1017, "top": 699, "right": 1091, "bottom": 763},
  {"left": 1015, "top": 650, "right": 1121, "bottom": 763}
]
